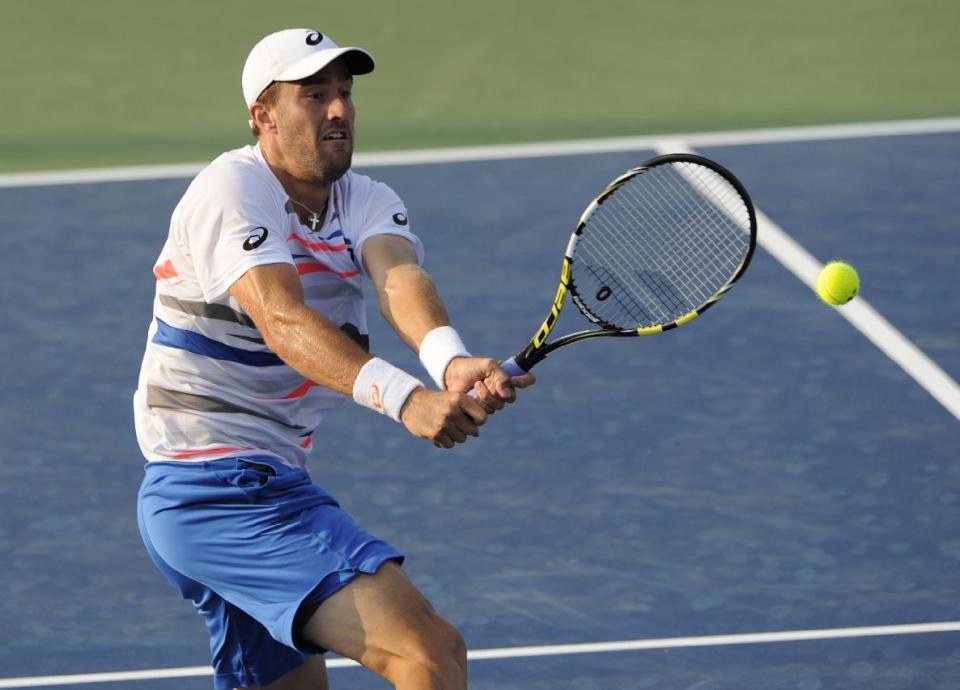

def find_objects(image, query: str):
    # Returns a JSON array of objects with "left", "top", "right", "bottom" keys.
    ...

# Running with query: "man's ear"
[{"left": 250, "top": 102, "right": 278, "bottom": 134}]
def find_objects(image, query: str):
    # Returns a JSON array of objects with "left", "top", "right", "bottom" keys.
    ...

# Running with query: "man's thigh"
[{"left": 299, "top": 561, "right": 461, "bottom": 677}]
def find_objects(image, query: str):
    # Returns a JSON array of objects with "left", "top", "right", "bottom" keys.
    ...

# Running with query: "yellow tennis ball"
[{"left": 816, "top": 261, "right": 860, "bottom": 305}]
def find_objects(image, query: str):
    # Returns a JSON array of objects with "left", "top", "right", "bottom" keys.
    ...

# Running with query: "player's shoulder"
[
  {"left": 174, "top": 144, "right": 284, "bottom": 219},
  {"left": 338, "top": 169, "right": 402, "bottom": 210},
  {"left": 193, "top": 145, "right": 277, "bottom": 193},
  {"left": 177, "top": 146, "right": 278, "bottom": 209}
]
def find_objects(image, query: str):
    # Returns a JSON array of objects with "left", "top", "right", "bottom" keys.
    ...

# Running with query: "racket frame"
[{"left": 512, "top": 153, "right": 757, "bottom": 372}]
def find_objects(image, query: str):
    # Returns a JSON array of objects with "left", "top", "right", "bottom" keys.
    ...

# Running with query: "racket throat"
[{"left": 512, "top": 343, "right": 543, "bottom": 372}]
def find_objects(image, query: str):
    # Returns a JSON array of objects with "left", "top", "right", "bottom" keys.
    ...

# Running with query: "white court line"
[
  {"left": 1, "top": 622, "right": 958, "bottom": 688},
  {"left": 1, "top": 116, "right": 960, "bottom": 188},
  {"left": 654, "top": 140, "right": 960, "bottom": 421}
]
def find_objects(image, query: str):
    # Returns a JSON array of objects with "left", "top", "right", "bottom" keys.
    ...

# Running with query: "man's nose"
[{"left": 328, "top": 96, "right": 350, "bottom": 120}]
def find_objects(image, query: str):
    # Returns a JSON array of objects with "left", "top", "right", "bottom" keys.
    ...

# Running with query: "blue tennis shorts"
[{"left": 137, "top": 457, "right": 404, "bottom": 690}]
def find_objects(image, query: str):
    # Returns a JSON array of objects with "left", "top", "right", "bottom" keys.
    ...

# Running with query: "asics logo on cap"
[{"left": 306, "top": 31, "right": 324, "bottom": 46}]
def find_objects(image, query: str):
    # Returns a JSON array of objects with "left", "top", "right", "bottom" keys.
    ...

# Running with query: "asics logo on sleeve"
[
  {"left": 392, "top": 213, "right": 408, "bottom": 226},
  {"left": 243, "top": 227, "right": 269, "bottom": 251}
]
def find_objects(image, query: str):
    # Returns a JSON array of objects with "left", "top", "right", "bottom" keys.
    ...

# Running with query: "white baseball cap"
[{"left": 242, "top": 29, "right": 375, "bottom": 107}]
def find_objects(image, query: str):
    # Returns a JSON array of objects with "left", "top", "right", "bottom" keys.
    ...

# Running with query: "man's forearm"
[
  {"left": 377, "top": 263, "right": 451, "bottom": 351},
  {"left": 258, "top": 300, "right": 373, "bottom": 396}
]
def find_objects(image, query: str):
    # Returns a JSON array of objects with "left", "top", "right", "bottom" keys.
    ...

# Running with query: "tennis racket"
[{"left": 495, "top": 152, "right": 757, "bottom": 377}]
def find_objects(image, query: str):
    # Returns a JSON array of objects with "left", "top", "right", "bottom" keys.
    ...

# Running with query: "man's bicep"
[{"left": 228, "top": 262, "right": 305, "bottom": 331}]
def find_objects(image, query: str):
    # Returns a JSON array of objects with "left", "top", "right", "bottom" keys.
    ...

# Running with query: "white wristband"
[
  {"left": 352, "top": 357, "right": 424, "bottom": 422},
  {"left": 418, "top": 325, "right": 471, "bottom": 390}
]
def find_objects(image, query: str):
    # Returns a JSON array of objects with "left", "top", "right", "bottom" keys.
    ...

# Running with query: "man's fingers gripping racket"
[{"left": 466, "top": 358, "right": 530, "bottom": 401}]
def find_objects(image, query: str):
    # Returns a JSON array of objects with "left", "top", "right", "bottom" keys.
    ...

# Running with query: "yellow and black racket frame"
[{"left": 511, "top": 153, "right": 757, "bottom": 373}]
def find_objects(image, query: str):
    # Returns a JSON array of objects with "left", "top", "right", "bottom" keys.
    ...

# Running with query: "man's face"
[{"left": 269, "top": 59, "right": 356, "bottom": 185}]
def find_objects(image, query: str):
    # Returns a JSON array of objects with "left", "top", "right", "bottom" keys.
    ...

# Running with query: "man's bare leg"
[{"left": 298, "top": 561, "right": 467, "bottom": 689}]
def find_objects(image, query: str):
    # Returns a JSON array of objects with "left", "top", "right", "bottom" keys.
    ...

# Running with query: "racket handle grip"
[
  {"left": 466, "top": 356, "right": 529, "bottom": 398},
  {"left": 498, "top": 356, "right": 528, "bottom": 377}
]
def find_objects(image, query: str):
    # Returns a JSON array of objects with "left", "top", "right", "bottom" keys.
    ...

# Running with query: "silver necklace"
[{"left": 290, "top": 198, "right": 328, "bottom": 230}]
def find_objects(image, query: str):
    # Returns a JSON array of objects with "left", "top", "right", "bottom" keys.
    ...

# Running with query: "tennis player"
[{"left": 134, "top": 28, "right": 533, "bottom": 690}]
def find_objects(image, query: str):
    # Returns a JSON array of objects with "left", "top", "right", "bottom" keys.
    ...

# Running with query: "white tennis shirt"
[{"left": 134, "top": 144, "right": 423, "bottom": 468}]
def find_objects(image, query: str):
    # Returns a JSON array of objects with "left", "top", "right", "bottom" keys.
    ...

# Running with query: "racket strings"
[
  {"left": 580, "top": 175, "right": 709, "bottom": 322},
  {"left": 580, "top": 264, "right": 655, "bottom": 323},
  {"left": 606, "top": 182, "right": 714, "bottom": 311},
  {"left": 640, "top": 167, "right": 746, "bottom": 291},
  {"left": 669, "top": 165, "right": 751, "bottom": 255},
  {"left": 584, "top": 183, "right": 744, "bottom": 324},
  {"left": 577, "top": 183, "right": 715, "bottom": 323},
  {"left": 633, "top": 167, "right": 744, "bottom": 291},
  {"left": 604, "top": 171, "right": 746, "bottom": 316},
  {"left": 588, "top": 199, "right": 687, "bottom": 322},
  {"left": 584, "top": 182, "right": 707, "bottom": 318},
  {"left": 572, "top": 162, "right": 750, "bottom": 329}
]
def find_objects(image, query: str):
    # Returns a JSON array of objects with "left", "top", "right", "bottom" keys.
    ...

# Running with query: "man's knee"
[
  {"left": 439, "top": 618, "right": 468, "bottom": 672},
  {"left": 382, "top": 614, "right": 467, "bottom": 686}
]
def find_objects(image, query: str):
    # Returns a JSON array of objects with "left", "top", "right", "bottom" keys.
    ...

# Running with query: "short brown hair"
[{"left": 250, "top": 81, "right": 282, "bottom": 138}]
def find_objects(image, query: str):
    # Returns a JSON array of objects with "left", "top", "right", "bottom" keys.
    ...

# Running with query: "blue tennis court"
[{"left": 1, "top": 123, "right": 958, "bottom": 689}]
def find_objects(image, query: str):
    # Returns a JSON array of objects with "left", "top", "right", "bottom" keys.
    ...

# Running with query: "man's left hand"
[{"left": 443, "top": 357, "right": 536, "bottom": 412}]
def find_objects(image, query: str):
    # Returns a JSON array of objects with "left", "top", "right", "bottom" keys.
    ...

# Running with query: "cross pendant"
[{"left": 308, "top": 213, "right": 320, "bottom": 230}]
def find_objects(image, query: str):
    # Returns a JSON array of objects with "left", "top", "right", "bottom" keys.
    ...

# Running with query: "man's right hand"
[{"left": 399, "top": 388, "right": 488, "bottom": 449}]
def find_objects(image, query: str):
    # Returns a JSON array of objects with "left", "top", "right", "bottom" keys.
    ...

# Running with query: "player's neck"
[
  {"left": 260, "top": 147, "right": 332, "bottom": 227},
  {"left": 277, "top": 171, "right": 330, "bottom": 225}
]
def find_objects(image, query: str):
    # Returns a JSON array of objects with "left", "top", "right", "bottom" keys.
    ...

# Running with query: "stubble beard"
[
  {"left": 304, "top": 145, "right": 352, "bottom": 185},
  {"left": 289, "top": 131, "right": 353, "bottom": 186}
]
